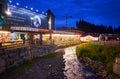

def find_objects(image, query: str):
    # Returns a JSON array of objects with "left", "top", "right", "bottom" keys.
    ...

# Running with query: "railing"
[
  {"left": 0, "top": 41, "right": 30, "bottom": 50},
  {"left": 90, "top": 40, "right": 120, "bottom": 47}
]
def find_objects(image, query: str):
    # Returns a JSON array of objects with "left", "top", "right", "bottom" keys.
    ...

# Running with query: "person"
[
  {"left": 0, "top": 57, "right": 6, "bottom": 78},
  {"left": 0, "top": 42, "right": 2, "bottom": 48},
  {"left": 23, "top": 37, "right": 25, "bottom": 45}
]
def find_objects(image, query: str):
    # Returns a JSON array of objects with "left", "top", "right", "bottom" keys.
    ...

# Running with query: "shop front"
[{"left": 43, "top": 31, "right": 81, "bottom": 46}]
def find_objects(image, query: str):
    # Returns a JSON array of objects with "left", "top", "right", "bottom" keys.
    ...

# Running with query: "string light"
[
  {"left": 25, "top": 6, "right": 28, "bottom": 8},
  {"left": 9, "top": 0, "right": 12, "bottom": 3},
  {"left": 16, "top": 2, "right": 19, "bottom": 6},
  {"left": 8, "top": 1, "right": 40, "bottom": 13},
  {"left": 31, "top": 8, "right": 33, "bottom": 10},
  {"left": 36, "top": 9, "right": 39, "bottom": 12}
]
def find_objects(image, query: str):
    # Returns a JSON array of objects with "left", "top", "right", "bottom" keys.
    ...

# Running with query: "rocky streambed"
[{"left": 79, "top": 57, "right": 120, "bottom": 79}]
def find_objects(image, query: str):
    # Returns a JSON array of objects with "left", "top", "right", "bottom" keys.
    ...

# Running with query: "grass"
[
  {"left": 76, "top": 43, "right": 120, "bottom": 73},
  {"left": 5, "top": 52, "right": 58, "bottom": 78},
  {"left": 33, "top": 52, "right": 58, "bottom": 59},
  {"left": 6, "top": 59, "right": 33, "bottom": 77}
]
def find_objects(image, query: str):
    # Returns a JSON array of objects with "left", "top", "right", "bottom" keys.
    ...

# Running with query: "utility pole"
[{"left": 63, "top": 16, "right": 72, "bottom": 27}]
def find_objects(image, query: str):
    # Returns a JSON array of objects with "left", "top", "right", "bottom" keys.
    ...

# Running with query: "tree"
[
  {"left": 106, "top": 26, "right": 114, "bottom": 33},
  {"left": 76, "top": 19, "right": 106, "bottom": 33}
]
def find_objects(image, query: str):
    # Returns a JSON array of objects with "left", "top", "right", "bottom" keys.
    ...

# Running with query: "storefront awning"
[
  {"left": 10, "top": 26, "right": 39, "bottom": 32},
  {"left": 39, "top": 28, "right": 51, "bottom": 33}
]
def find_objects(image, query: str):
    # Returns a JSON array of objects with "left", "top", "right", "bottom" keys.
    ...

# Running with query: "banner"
[{"left": 7, "top": 5, "right": 48, "bottom": 29}]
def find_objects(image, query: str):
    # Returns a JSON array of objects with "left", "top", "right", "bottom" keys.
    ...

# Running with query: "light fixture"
[
  {"left": 25, "top": 6, "right": 28, "bottom": 8},
  {"left": 31, "top": 8, "right": 33, "bottom": 10},
  {"left": 0, "top": 31, "right": 10, "bottom": 33},
  {"left": 30, "top": 17, "right": 34, "bottom": 20},
  {"left": 5, "top": 8, "right": 12, "bottom": 16},
  {"left": 36, "top": 10, "right": 39, "bottom": 12},
  {"left": 9, "top": 0, "right": 12, "bottom": 3},
  {"left": 16, "top": 2, "right": 19, "bottom": 6},
  {"left": 42, "top": 11, "right": 44, "bottom": 14}
]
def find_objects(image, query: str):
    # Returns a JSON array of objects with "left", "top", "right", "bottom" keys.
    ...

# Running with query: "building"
[
  {"left": 80, "top": 33, "right": 100, "bottom": 42},
  {"left": 47, "top": 9, "right": 55, "bottom": 30},
  {"left": 0, "top": 0, "right": 55, "bottom": 46},
  {"left": 0, "top": 0, "right": 7, "bottom": 24}
]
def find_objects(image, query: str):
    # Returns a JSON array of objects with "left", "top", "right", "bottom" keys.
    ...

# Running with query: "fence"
[{"left": 90, "top": 40, "right": 120, "bottom": 47}]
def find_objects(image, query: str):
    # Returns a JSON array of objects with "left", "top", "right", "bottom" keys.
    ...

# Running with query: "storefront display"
[
  {"left": 43, "top": 34, "right": 81, "bottom": 46},
  {"left": 0, "top": 31, "right": 10, "bottom": 43}
]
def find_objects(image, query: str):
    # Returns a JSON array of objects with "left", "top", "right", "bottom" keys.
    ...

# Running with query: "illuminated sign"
[
  {"left": 53, "top": 31, "right": 76, "bottom": 35},
  {"left": 10, "top": 26, "right": 39, "bottom": 32},
  {"left": 7, "top": 5, "right": 48, "bottom": 29},
  {"left": 33, "top": 15, "right": 41, "bottom": 27}
]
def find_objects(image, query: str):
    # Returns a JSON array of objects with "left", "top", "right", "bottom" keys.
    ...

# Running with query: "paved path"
[{"left": 63, "top": 46, "right": 97, "bottom": 79}]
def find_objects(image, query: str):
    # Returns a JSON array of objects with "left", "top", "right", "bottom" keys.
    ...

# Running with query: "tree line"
[{"left": 76, "top": 19, "right": 120, "bottom": 34}]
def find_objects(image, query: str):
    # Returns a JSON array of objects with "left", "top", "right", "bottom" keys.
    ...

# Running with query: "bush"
[{"left": 76, "top": 43, "right": 120, "bottom": 72}]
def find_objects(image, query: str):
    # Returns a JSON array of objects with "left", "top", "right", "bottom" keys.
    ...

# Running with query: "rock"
[
  {"left": 81, "top": 57, "right": 120, "bottom": 79},
  {"left": 48, "top": 64, "right": 51, "bottom": 67}
]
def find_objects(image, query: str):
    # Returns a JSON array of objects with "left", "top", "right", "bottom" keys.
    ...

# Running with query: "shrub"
[{"left": 76, "top": 43, "right": 120, "bottom": 72}]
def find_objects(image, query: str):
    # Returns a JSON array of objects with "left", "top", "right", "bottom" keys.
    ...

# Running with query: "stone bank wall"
[
  {"left": 113, "top": 57, "right": 120, "bottom": 76},
  {"left": 0, "top": 45, "right": 55, "bottom": 74}
]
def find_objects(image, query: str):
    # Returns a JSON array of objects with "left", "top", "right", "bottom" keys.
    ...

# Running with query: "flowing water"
[{"left": 63, "top": 46, "right": 97, "bottom": 79}]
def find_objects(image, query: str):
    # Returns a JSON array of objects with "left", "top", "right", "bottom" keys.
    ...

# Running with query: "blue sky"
[{"left": 9, "top": 0, "right": 120, "bottom": 28}]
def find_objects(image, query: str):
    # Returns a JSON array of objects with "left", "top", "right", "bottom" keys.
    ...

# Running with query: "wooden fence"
[{"left": 90, "top": 40, "right": 120, "bottom": 47}]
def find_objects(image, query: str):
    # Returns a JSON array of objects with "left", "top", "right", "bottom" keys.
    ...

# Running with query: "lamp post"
[{"left": 63, "top": 16, "right": 72, "bottom": 27}]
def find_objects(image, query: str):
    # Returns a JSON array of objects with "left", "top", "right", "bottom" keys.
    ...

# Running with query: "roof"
[{"left": 81, "top": 33, "right": 100, "bottom": 37}]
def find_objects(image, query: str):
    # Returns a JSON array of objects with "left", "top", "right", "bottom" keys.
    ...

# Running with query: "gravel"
[{"left": 4, "top": 50, "right": 65, "bottom": 79}]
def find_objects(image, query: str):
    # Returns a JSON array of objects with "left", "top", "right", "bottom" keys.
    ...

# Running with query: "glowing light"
[
  {"left": 31, "top": 8, "right": 33, "bottom": 10},
  {"left": 25, "top": 6, "right": 28, "bottom": 8},
  {"left": 0, "top": 31, "right": 10, "bottom": 33},
  {"left": 80, "top": 35, "right": 98, "bottom": 41},
  {"left": 36, "top": 10, "right": 39, "bottom": 12},
  {"left": 9, "top": 0, "right": 12, "bottom": 3},
  {"left": 30, "top": 17, "right": 34, "bottom": 20},
  {"left": 5, "top": 8, "right": 12, "bottom": 16},
  {"left": 42, "top": 11, "right": 44, "bottom": 14},
  {"left": 48, "top": 17, "right": 52, "bottom": 30},
  {"left": 16, "top": 2, "right": 19, "bottom": 5}
]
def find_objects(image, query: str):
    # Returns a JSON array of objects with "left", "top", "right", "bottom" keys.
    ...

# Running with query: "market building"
[{"left": 0, "top": 0, "right": 55, "bottom": 48}]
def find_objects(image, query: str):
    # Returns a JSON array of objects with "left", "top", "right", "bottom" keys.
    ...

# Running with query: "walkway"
[{"left": 63, "top": 46, "right": 97, "bottom": 79}]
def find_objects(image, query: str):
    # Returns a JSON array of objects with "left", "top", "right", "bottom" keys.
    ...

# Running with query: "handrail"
[{"left": 1, "top": 41, "right": 30, "bottom": 50}]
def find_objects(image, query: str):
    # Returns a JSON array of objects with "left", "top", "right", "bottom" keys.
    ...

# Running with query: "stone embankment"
[
  {"left": 0, "top": 45, "right": 55, "bottom": 74},
  {"left": 79, "top": 57, "right": 120, "bottom": 79}
]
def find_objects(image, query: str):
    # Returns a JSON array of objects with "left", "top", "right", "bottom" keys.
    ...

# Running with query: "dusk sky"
[{"left": 10, "top": 0, "right": 120, "bottom": 28}]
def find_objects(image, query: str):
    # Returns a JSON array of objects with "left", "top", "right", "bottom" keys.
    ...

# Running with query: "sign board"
[
  {"left": 7, "top": 5, "right": 48, "bottom": 29},
  {"left": 53, "top": 30, "right": 76, "bottom": 35},
  {"left": 10, "top": 26, "right": 39, "bottom": 32}
]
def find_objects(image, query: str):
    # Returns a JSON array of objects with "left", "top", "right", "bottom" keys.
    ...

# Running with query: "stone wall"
[
  {"left": 113, "top": 57, "right": 120, "bottom": 76},
  {"left": 0, "top": 45, "right": 55, "bottom": 74}
]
